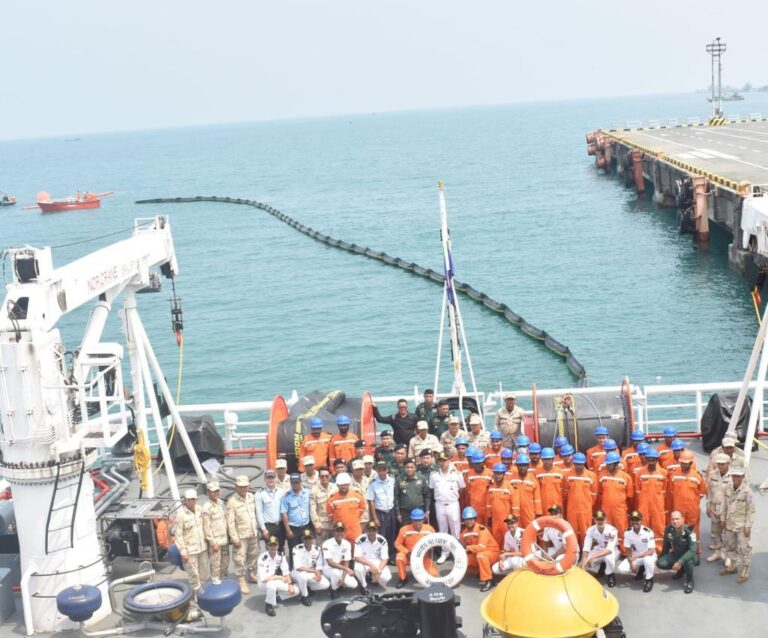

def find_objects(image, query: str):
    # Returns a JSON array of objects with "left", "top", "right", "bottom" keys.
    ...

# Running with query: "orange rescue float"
[{"left": 520, "top": 516, "right": 579, "bottom": 575}]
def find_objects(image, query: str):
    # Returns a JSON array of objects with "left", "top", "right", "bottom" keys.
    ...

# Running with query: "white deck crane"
[{"left": 0, "top": 217, "right": 204, "bottom": 634}]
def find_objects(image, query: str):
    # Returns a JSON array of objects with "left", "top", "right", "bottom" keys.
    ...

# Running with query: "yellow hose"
[{"left": 134, "top": 429, "right": 151, "bottom": 490}]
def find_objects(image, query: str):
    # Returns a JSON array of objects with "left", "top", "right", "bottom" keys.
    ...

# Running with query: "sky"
[{"left": 1, "top": 0, "right": 766, "bottom": 140}]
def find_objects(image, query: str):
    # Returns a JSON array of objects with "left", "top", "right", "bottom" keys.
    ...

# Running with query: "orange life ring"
[{"left": 520, "top": 516, "right": 578, "bottom": 575}]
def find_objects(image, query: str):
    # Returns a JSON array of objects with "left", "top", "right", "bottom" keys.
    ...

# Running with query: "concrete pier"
[{"left": 587, "top": 119, "right": 768, "bottom": 274}]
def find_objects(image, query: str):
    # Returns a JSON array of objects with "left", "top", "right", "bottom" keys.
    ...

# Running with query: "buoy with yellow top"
[{"left": 481, "top": 516, "right": 620, "bottom": 638}]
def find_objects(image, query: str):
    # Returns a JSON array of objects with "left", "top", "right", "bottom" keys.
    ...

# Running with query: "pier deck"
[{"left": 614, "top": 121, "right": 768, "bottom": 187}]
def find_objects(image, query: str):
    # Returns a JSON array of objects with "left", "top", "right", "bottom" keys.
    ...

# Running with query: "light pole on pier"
[{"left": 705, "top": 37, "right": 727, "bottom": 118}]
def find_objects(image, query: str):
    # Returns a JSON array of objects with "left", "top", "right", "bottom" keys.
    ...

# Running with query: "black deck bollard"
[{"left": 417, "top": 585, "right": 461, "bottom": 638}]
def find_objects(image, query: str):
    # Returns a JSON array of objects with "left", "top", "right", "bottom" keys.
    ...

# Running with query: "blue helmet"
[
  {"left": 310, "top": 417, "right": 323, "bottom": 429},
  {"left": 516, "top": 435, "right": 530, "bottom": 447},
  {"left": 528, "top": 442, "right": 542, "bottom": 454},
  {"left": 501, "top": 448, "right": 514, "bottom": 460},
  {"left": 492, "top": 462, "right": 507, "bottom": 473},
  {"left": 595, "top": 426, "right": 609, "bottom": 436},
  {"left": 462, "top": 506, "right": 478, "bottom": 520},
  {"left": 560, "top": 444, "right": 575, "bottom": 456},
  {"left": 554, "top": 436, "right": 569, "bottom": 448},
  {"left": 603, "top": 439, "right": 617, "bottom": 451},
  {"left": 471, "top": 451, "right": 486, "bottom": 464},
  {"left": 662, "top": 426, "right": 677, "bottom": 437},
  {"left": 630, "top": 431, "right": 645, "bottom": 442},
  {"left": 606, "top": 451, "right": 621, "bottom": 464},
  {"left": 573, "top": 452, "right": 587, "bottom": 464},
  {"left": 515, "top": 454, "right": 530, "bottom": 465},
  {"left": 490, "top": 431, "right": 503, "bottom": 441},
  {"left": 455, "top": 437, "right": 469, "bottom": 447},
  {"left": 637, "top": 442, "right": 650, "bottom": 455},
  {"left": 671, "top": 439, "right": 685, "bottom": 451},
  {"left": 410, "top": 508, "right": 425, "bottom": 521},
  {"left": 540, "top": 447, "right": 556, "bottom": 460},
  {"left": 645, "top": 447, "right": 660, "bottom": 459},
  {"left": 337, "top": 415, "right": 351, "bottom": 426},
  {"left": 466, "top": 446, "right": 479, "bottom": 459}
]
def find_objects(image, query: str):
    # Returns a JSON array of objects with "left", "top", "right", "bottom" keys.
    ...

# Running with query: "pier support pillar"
[
  {"left": 693, "top": 175, "right": 710, "bottom": 249},
  {"left": 631, "top": 150, "right": 645, "bottom": 193}
]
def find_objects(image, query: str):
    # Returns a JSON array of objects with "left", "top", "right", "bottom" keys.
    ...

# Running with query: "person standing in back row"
[
  {"left": 720, "top": 466, "right": 754, "bottom": 584},
  {"left": 495, "top": 393, "right": 525, "bottom": 450},
  {"left": 330, "top": 415, "right": 358, "bottom": 465},
  {"left": 373, "top": 399, "right": 419, "bottom": 446}
]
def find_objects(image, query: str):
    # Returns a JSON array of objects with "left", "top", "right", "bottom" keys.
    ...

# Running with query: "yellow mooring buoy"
[{"left": 480, "top": 567, "right": 619, "bottom": 638}]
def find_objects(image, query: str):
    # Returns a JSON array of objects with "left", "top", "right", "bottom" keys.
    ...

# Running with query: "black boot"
[
  {"left": 300, "top": 596, "right": 311, "bottom": 607},
  {"left": 606, "top": 574, "right": 616, "bottom": 588},
  {"left": 479, "top": 580, "right": 493, "bottom": 592},
  {"left": 684, "top": 577, "right": 694, "bottom": 594},
  {"left": 330, "top": 588, "right": 339, "bottom": 600},
  {"left": 634, "top": 565, "right": 646, "bottom": 581},
  {"left": 360, "top": 586, "right": 370, "bottom": 596},
  {"left": 642, "top": 578, "right": 654, "bottom": 593},
  {"left": 395, "top": 577, "right": 408, "bottom": 589},
  {"left": 596, "top": 563, "right": 606, "bottom": 579},
  {"left": 265, "top": 603, "right": 276, "bottom": 617}
]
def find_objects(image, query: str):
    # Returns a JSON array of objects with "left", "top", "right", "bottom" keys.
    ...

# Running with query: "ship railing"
[{"left": 138, "top": 379, "right": 768, "bottom": 457}]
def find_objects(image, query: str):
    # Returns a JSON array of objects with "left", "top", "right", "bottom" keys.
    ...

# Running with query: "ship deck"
[{"left": 6, "top": 449, "right": 768, "bottom": 638}]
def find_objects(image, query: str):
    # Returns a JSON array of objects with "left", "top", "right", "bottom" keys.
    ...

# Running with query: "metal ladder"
[{"left": 45, "top": 458, "right": 86, "bottom": 554}]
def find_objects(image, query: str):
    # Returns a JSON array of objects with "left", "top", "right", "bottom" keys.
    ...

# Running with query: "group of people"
[{"left": 171, "top": 391, "right": 756, "bottom": 615}]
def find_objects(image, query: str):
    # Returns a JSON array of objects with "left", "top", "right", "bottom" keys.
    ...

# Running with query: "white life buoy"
[{"left": 410, "top": 532, "right": 468, "bottom": 589}]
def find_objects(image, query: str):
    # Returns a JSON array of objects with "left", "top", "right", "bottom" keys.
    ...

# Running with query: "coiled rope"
[{"left": 136, "top": 196, "right": 588, "bottom": 385}]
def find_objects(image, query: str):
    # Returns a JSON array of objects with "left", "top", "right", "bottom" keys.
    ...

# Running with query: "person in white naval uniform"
[
  {"left": 492, "top": 514, "right": 526, "bottom": 575},
  {"left": 291, "top": 529, "right": 330, "bottom": 606},
  {"left": 322, "top": 521, "right": 359, "bottom": 598},
  {"left": 353, "top": 521, "right": 392, "bottom": 593},
  {"left": 429, "top": 452, "right": 465, "bottom": 564},
  {"left": 257, "top": 536, "right": 298, "bottom": 616},
  {"left": 617, "top": 510, "right": 658, "bottom": 592},
  {"left": 581, "top": 510, "right": 619, "bottom": 587}
]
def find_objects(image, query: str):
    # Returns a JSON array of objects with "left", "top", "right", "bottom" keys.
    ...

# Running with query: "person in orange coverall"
[
  {"left": 621, "top": 431, "right": 646, "bottom": 478},
  {"left": 563, "top": 452, "right": 597, "bottom": 546},
  {"left": 487, "top": 463, "right": 520, "bottom": 546},
  {"left": 465, "top": 453, "right": 493, "bottom": 521},
  {"left": 506, "top": 454, "right": 542, "bottom": 528},
  {"left": 634, "top": 448, "right": 668, "bottom": 552},
  {"left": 668, "top": 450, "right": 706, "bottom": 543},
  {"left": 656, "top": 426, "right": 678, "bottom": 469},
  {"left": 299, "top": 418, "right": 332, "bottom": 471},
  {"left": 585, "top": 425, "right": 610, "bottom": 471},
  {"left": 329, "top": 415, "right": 359, "bottom": 465},
  {"left": 394, "top": 508, "right": 436, "bottom": 588},
  {"left": 535, "top": 447, "right": 565, "bottom": 514},
  {"left": 597, "top": 451, "right": 634, "bottom": 543},
  {"left": 459, "top": 506, "right": 499, "bottom": 592},
  {"left": 326, "top": 472, "right": 366, "bottom": 542}
]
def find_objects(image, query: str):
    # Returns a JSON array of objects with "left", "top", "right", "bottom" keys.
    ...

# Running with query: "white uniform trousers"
[
  {"left": 584, "top": 549, "right": 618, "bottom": 575},
  {"left": 435, "top": 500, "right": 461, "bottom": 558},
  {"left": 257, "top": 579, "right": 299, "bottom": 606},
  {"left": 291, "top": 570, "right": 330, "bottom": 597},
  {"left": 618, "top": 555, "right": 656, "bottom": 578},
  {"left": 492, "top": 556, "right": 526, "bottom": 575},
  {"left": 322, "top": 566, "right": 359, "bottom": 591},
  {"left": 354, "top": 562, "right": 392, "bottom": 588}
]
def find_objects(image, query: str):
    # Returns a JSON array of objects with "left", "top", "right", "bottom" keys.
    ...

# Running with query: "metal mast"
[{"left": 706, "top": 37, "right": 727, "bottom": 118}]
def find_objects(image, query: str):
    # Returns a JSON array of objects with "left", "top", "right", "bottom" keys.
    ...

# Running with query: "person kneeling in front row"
[
  {"left": 617, "top": 510, "right": 657, "bottom": 592},
  {"left": 656, "top": 510, "right": 697, "bottom": 594},
  {"left": 460, "top": 506, "right": 500, "bottom": 592},
  {"left": 257, "top": 536, "right": 298, "bottom": 617},
  {"left": 354, "top": 521, "right": 392, "bottom": 594},
  {"left": 322, "top": 521, "right": 358, "bottom": 598},
  {"left": 492, "top": 514, "right": 525, "bottom": 577},
  {"left": 291, "top": 529, "right": 330, "bottom": 606},
  {"left": 581, "top": 510, "right": 619, "bottom": 588}
]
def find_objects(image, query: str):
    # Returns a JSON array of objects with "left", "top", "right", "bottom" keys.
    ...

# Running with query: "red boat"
[{"left": 35, "top": 190, "right": 113, "bottom": 213}]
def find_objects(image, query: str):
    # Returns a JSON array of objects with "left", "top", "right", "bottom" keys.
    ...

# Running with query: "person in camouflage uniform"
[
  {"left": 720, "top": 467, "right": 755, "bottom": 583},
  {"left": 227, "top": 475, "right": 260, "bottom": 594},
  {"left": 705, "top": 453, "right": 731, "bottom": 563},
  {"left": 202, "top": 481, "right": 230, "bottom": 584},
  {"left": 175, "top": 489, "right": 208, "bottom": 592}
]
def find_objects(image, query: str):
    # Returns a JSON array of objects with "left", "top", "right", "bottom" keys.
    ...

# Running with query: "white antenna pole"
[
  {"left": 434, "top": 283, "right": 447, "bottom": 395},
  {"left": 438, "top": 181, "right": 465, "bottom": 396}
]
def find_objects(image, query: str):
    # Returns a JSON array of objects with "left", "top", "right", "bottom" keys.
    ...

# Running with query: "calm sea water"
[{"left": 3, "top": 92, "right": 768, "bottom": 407}]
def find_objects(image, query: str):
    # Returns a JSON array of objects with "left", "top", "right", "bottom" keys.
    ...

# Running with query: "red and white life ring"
[{"left": 520, "top": 516, "right": 578, "bottom": 576}]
